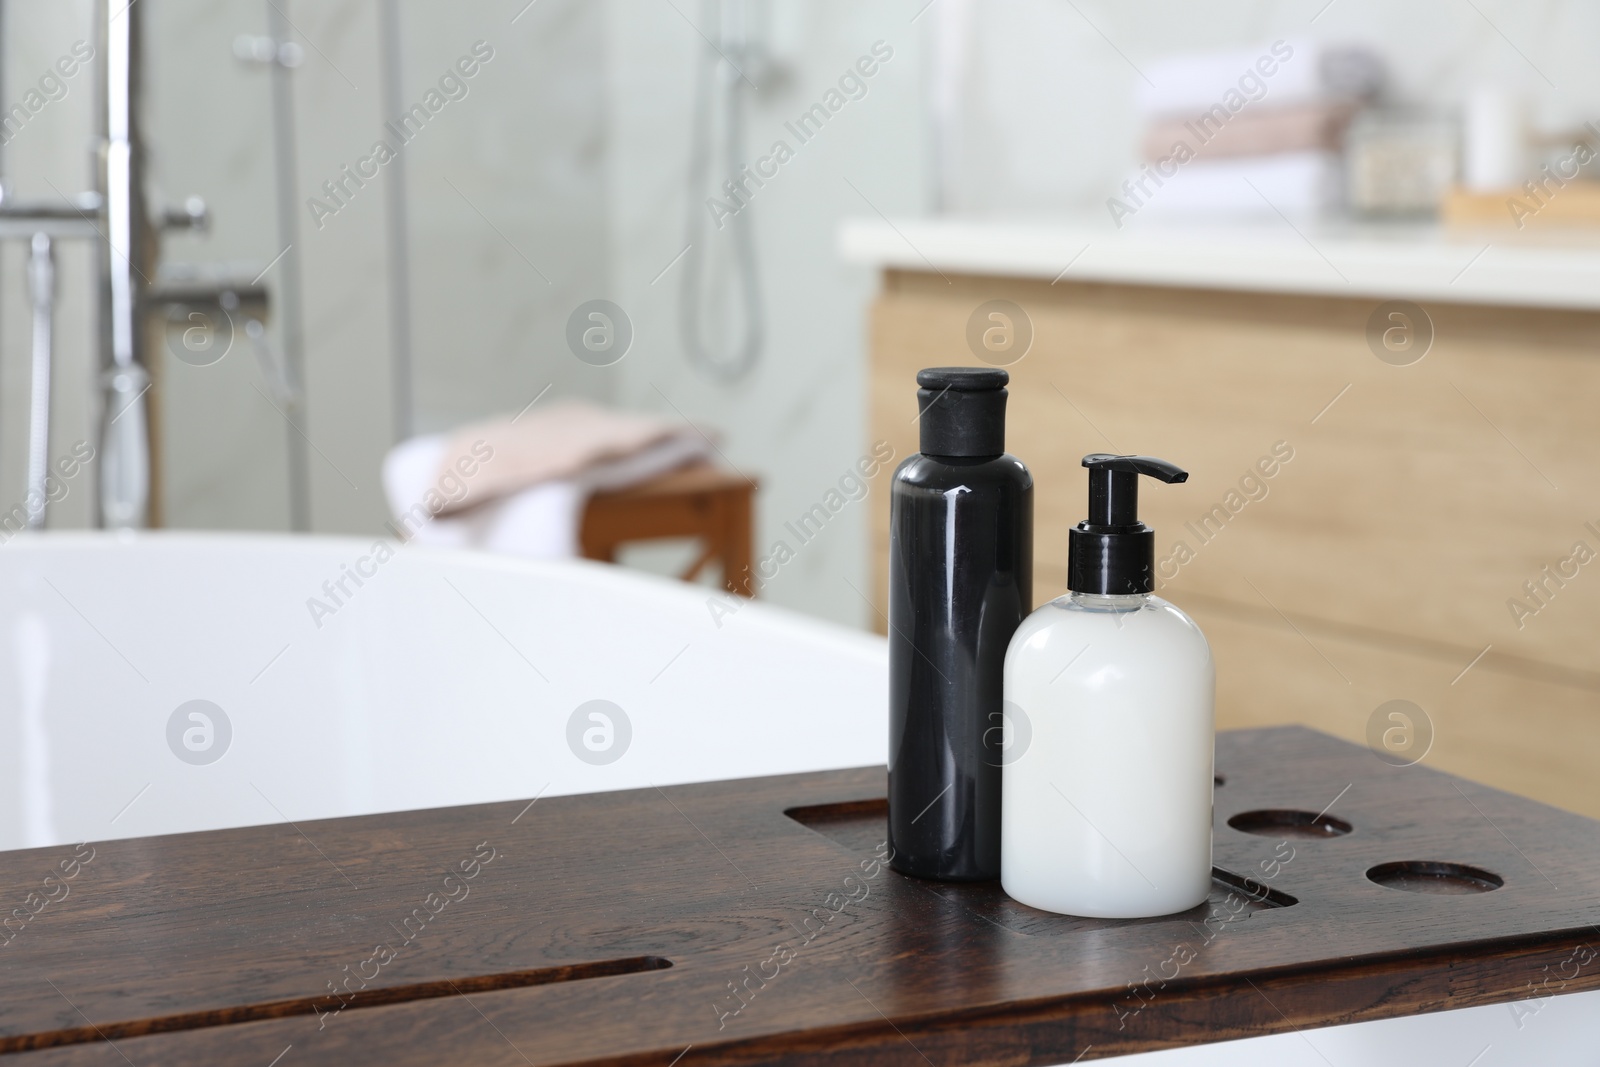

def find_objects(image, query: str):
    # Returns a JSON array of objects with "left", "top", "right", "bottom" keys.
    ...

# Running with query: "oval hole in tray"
[
  {"left": 1367, "top": 861, "right": 1504, "bottom": 895},
  {"left": 1228, "top": 809, "right": 1353, "bottom": 839}
]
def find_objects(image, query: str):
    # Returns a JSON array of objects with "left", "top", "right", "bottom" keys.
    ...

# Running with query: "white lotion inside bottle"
[{"left": 1000, "top": 455, "right": 1215, "bottom": 918}]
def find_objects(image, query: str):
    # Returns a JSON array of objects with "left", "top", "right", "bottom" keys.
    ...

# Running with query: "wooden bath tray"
[{"left": 2, "top": 726, "right": 1599, "bottom": 1065}]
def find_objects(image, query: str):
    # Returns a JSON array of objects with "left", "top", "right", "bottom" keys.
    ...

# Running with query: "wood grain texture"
[
  {"left": 867, "top": 270, "right": 1600, "bottom": 816},
  {"left": 2, "top": 728, "right": 1599, "bottom": 1065}
]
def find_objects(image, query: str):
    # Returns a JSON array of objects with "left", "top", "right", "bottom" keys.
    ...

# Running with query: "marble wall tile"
[
  {"left": 603, "top": 0, "right": 930, "bottom": 628},
  {"left": 149, "top": 0, "right": 292, "bottom": 530}
]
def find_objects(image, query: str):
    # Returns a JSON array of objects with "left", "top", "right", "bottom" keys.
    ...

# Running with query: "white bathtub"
[
  {"left": 0, "top": 533, "right": 1587, "bottom": 1063},
  {"left": 0, "top": 532, "right": 888, "bottom": 852}
]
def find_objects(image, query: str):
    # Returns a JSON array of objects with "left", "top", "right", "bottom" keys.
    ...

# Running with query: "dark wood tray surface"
[{"left": 2, "top": 726, "right": 1598, "bottom": 1065}]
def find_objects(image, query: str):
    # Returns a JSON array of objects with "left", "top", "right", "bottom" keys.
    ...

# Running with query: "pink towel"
[
  {"left": 1142, "top": 100, "right": 1357, "bottom": 163},
  {"left": 432, "top": 401, "right": 684, "bottom": 516}
]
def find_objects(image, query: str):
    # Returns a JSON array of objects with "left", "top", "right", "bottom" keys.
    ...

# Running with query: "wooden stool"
[{"left": 579, "top": 462, "right": 757, "bottom": 596}]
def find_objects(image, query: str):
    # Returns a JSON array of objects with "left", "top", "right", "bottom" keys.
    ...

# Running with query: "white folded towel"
[{"left": 1139, "top": 40, "right": 1384, "bottom": 118}]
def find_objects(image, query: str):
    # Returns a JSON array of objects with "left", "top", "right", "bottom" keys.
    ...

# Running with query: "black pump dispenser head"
[
  {"left": 916, "top": 367, "right": 1008, "bottom": 457},
  {"left": 1067, "top": 453, "right": 1188, "bottom": 595}
]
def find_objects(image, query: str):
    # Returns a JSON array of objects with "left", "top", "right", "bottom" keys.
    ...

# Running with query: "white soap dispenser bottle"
[{"left": 1001, "top": 453, "right": 1214, "bottom": 918}]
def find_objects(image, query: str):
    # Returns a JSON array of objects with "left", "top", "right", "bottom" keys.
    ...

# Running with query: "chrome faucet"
[
  {"left": 11, "top": 2, "right": 217, "bottom": 530},
  {"left": 96, "top": 0, "right": 157, "bottom": 528},
  {"left": 25, "top": 232, "right": 54, "bottom": 529},
  {"left": 2, "top": 2, "right": 284, "bottom": 531}
]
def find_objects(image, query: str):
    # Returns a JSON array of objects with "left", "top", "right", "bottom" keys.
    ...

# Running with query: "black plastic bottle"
[{"left": 887, "top": 367, "right": 1032, "bottom": 881}]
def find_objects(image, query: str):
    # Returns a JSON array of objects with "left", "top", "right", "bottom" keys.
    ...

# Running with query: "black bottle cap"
[
  {"left": 1067, "top": 453, "right": 1188, "bottom": 595},
  {"left": 916, "top": 367, "right": 1008, "bottom": 457}
]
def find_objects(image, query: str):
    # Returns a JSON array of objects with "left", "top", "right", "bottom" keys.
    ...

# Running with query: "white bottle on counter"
[{"left": 1000, "top": 454, "right": 1214, "bottom": 918}]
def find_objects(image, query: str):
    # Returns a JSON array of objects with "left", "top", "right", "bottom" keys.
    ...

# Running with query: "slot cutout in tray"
[
  {"left": 786, "top": 798, "right": 1296, "bottom": 937},
  {"left": 0, "top": 956, "right": 672, "bottom": 1055}
]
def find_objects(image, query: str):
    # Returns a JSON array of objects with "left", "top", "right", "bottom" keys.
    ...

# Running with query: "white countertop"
[{"left": 838, "top": 217, "right": 1600, "bottom": 311}]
